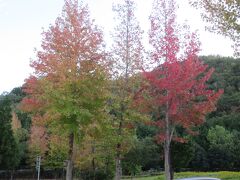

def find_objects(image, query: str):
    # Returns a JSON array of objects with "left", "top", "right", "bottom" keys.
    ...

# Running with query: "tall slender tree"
[
  {"left": 111, "top": 0, "right": 145, "bottom": 179},
  {"left": 136, "top": 0, "right": 223, "bottom": 179},
  {"left": 21, "top": 1, "right": 108, "bottom": 179}
]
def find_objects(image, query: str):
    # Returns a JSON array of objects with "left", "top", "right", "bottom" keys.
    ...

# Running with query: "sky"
[{"left": 0, "top": 0, "right": 235, "bottom": 94}]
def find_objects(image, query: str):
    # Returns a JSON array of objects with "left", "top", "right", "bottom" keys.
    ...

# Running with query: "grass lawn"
[{"left": 123, "top": 171, "right": 240, "bottom": 180}]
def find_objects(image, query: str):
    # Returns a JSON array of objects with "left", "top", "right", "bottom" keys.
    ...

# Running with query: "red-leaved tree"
[{"left": 136, "top": 0, "right": 223, "bottom": 179}]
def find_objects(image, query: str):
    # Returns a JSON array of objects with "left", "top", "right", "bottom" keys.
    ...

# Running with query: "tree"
[
  {"left": 199, "top": 56, "right": 240, "bottom": 171},
  {"left": 0, "top": 96, "right": 20, "bottom": 171},
  {"left": 185, "top": 56, "right": 240, "bottom": 172},
  {"left": 207, "top": 125, "right": 235, "bottom": 170},
  {"left": 8, "top": 87, "right": 31, "bottom": 168},
  {"left": 21, "top": 0, "right": 108, "bottom": 179},
  {"left": 171, "top": 138, "right": 195, "bottom": 171},
  {"left": 122, "top": 137, "right": 161, "bottom": 175},
  {"left": 44, "top": 134, "right": 68, "bottom": 169},
  {"left": 232, "top": 131, "right": 240, "bottom": 169},
  {"left": 73, "top": 128, "right": 115, "bottom": 180},
  {"left": 190, "top": 0, "right": 240, "bottom": 56},
  {"left": 111, "top": 0, "right": 145, "bottom": 179},
  {"left": 27, "top": 125, "right": 48, "bottom": 167},
  {"left": 136, "top": 0, "right": 223, "bottom": 179}
]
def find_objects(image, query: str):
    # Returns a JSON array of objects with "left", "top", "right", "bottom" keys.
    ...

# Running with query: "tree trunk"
[
  {"left": 66, "top": 133, "right": 74, "bottom": 180},
  {"left": 164, "top": 140, "right": 171, "bottom": 180},
  {"left": 92, "top": 157, "right": 96, "bottom": 180},
  {"left": 115, "top": 146, "right": 122, "bottom": 180},
  {"left": 10, "top": 170, "right": 13, "bottom": 180},
  {"left": 115, "top": 105, "right": 124, "bottom": 180},
  {"left": 92, "top": 142, "right": 96, "bottom": 180},
  {"left": 105, "top": 157, "right": 110, "bottom": 174},
  {"left": 164, "top": 101, "right": 172, "bottom": 180},
  {"left": 170, "top": 164, "right": 174, "bottom": 180}
]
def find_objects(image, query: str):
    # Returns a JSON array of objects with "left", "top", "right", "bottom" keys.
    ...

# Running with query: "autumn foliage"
[
  {"left": 21, "top": 1, "right": 109, "bottom": 179},
  {"left": 134, "top": 0, "right": 223, "bottom": 179},
  {"left": 19, "top": 0, "right": 223, "bottom": 179},
  {"left": 21, "top": 0, "right": 107, "bottom": 129},
  {"left": 141, "top": 47, "right": 223, "bottom": 142},
  {"left": 135, "top": 0, "right": 224, "bottom": 144}
]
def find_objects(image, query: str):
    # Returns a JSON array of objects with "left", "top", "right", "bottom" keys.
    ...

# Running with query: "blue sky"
[{"left": 0, "top": 0, "right": 234, "bottom": 93}]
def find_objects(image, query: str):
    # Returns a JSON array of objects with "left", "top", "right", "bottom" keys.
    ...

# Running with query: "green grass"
[{"left": 123, "top": 171, "right": 240, "bottom": 180}]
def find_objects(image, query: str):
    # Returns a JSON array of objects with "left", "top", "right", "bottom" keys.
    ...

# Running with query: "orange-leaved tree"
[
  {"left": 135, "top": 0, "right": 223, "bottom": 180},
  {"left": 21, "top": 0, "right": 109, "bottom": 179}
]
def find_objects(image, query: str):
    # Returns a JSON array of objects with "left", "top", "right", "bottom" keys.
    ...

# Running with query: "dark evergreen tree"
[
  {"left": 6, "top": 87, "right": 31, "bottom": 168},
  {"left": 0, "top": 96, "right": 20, "bottom": 170}
]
